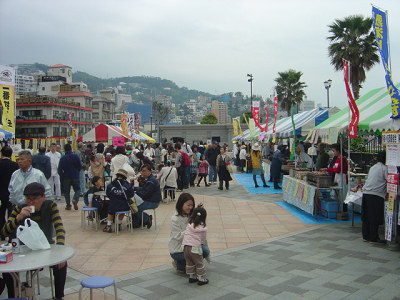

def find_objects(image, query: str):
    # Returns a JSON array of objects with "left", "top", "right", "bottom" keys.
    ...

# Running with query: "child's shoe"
[
  {"left": 198, "top": 279, "right": 209, "bottom": 286},
  {"left": 103, "top": 225, "right": 112, "bottom": 233}
]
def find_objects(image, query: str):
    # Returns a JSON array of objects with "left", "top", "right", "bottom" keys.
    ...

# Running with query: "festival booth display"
[
  {"left": 138, "top": 132, "right": 156, "bottom": 143},
  {"left": 82, "top": 124, "right": 147, "bottom": 143}
]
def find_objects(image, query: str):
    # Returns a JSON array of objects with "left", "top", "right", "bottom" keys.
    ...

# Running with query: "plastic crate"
[{"left": 320, "top": 199, "right": 337, "bottom": 219}]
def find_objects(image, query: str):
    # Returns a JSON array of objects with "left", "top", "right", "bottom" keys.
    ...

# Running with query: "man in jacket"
[
  {"left": 134, "top": 164, "right": 162, "bottom": 228},
  {"left": 2, "top": 182, "right": 67, "bottom": 299},
  {"left": 9, "top": 150, "right": 53, "bottom": 206},
  {"left": 205, "top": 141, "right": 220, "bottom": 184},
  {"left": 0, "top": 146, "right": 19, "bottom": 230},
  {"left": 32, "top": 146, "right": 51, "bottom": 179},
  {"left": 58, "top": 143, "right": 81, "bottom": 210},
  {"left": 46, "top": 143, "right": 62, "bottom": 201}
]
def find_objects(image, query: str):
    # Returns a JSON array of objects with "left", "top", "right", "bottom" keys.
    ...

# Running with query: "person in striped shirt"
[{"left": 1, "top": 182, "right": 67, "bottom": 300}]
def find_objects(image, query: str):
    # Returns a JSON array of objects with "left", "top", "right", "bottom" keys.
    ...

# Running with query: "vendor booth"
[
  {"left": 232, "top": 107, "right": 338, "bottom": 142},
  {"left": 82, "top": 124, "right": 147, "bottom": 142}
]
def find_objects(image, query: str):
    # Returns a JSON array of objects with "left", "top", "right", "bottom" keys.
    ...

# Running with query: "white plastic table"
[{"left": 0, "top": 244, "right": 75, "bottom": 299}]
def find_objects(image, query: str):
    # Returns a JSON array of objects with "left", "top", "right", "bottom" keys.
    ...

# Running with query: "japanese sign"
[
  {"left": 387, "top": 173, "right": 398, "bottom": 195},
  {"left": 0, "top": 64, "right": 15, "bottom": 135},
  {"left": 120, "top": 114, "right": 129, "bottom": 136},
  {"left": 382, "top": 131, "right": 400, "bottom": 145},
  {"left": 112, "top": 136, "right": 124, "bottom": 146},
  {"left": 372, "top": 6, "right": 400, "bottom": 119}
]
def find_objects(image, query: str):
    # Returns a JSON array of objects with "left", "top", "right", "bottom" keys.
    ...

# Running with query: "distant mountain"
[
  {"left": 13, "top": 63, "right": 215, "bottom": 105},
  {"left": 73, "top": 71, "right": 215, "bottom": 105}
]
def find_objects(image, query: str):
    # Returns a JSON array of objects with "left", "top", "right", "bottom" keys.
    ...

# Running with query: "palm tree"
[
  {"left": 274, "top": 70, "right": 307, "bottom": 116},
  {"left": 327, "top": 15, "right": 380, "bottom": 99}
]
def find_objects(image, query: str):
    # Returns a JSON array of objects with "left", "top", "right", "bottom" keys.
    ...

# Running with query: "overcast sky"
[{"left": 1, "top": 0, "right": 399, "bottom": 109}]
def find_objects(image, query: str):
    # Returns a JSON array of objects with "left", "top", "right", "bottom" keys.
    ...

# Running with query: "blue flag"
[{"left": 372, "top": 6, "right": 400, "bottom": 119}]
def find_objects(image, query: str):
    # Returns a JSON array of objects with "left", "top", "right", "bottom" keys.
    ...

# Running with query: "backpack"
[{"left": 180, "top": 151, "right": 191, "bottom": 167}]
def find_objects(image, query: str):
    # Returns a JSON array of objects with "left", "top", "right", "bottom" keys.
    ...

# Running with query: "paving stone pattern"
[{"left": 29, "top": 223, "right": 400, "bottom": 300}]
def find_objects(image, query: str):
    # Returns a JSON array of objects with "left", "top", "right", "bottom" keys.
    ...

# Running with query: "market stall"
[
  {"left": 82, "top": 123, "right": 147, "bottom": 143},
  {"left": 282, "top": 169, "right": 342, "bottom": 219}
]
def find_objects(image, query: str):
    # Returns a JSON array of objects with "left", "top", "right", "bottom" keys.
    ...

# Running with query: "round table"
[{"left": 0, "top": 244, "right": 75, "bottom": 299}]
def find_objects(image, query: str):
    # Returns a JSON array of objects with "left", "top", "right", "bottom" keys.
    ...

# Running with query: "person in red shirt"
[{"left": 322, "top": 144, "right": 349, "bottom": 219}]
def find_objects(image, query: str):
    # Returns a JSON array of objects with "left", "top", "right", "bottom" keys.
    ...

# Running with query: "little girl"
[
  {"left": 182, "top": 207, "right": 209, "bottom": 285},
  {"left": 197, "top": 155, "right": 210, "bottom": 187}
]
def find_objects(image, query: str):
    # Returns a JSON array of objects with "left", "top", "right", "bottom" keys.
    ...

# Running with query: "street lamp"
[
  {"left": 247, "top": 74, "right": 254, "bottom": 108},
  {"left": 150, "top": 113, "right": 153, "bottom": 134},
  {"left": 324, "top": 79, "right": 332, "bottom": 108}
]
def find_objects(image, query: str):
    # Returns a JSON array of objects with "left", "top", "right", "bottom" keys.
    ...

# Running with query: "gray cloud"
[{"left": 1, "top": 0, "right": 399, "bottom": 109}]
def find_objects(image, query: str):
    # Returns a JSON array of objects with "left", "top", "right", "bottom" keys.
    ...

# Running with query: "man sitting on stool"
[{"left": 1, "top": 182, "right": 67, "bottom": 300}]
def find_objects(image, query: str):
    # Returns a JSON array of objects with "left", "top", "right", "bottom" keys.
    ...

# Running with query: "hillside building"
[{"left": 211, "top": 100, "right": 230, "bottom": 124}]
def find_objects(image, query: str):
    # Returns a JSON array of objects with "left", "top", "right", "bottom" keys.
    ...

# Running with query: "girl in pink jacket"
[
  {"left": 197, "top": 154, "right": 210, "bottom": 187},
  {"left": 182, "top": 207, "right": 208, "bottom": 285}
]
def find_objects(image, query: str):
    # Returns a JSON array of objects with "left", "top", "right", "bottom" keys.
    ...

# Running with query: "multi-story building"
[
  {"left": 15, "top": 75, "right": 37, "bottom": 95},
  {"left": 92, "top": 96, "right": 115, "bottom": 124},
  {"left": 300, "top": 99, "right": 315, "bottom": 111},
  {"left": 15, "top": 64, "right": 94, "bottom": 139},
  {"left": 16, "top": 95, "right": 93, "bottom": 139},
  {"left": 211, "top": 100, "right": 230, "bottom": 124}
]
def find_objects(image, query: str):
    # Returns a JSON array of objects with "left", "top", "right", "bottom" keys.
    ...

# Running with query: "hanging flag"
[
  {"left": 0, "top": 65, "right": 15, "bottom": 135},
  {"left": 343, "top": 61, "right": 359, "bottom": 138},
  {"left": 232, "top": 117, "right": 239, "bottom": 136},
  {"left": 127, "top": 114, "right": 135, "bottom": 137},
  {"left": 251, "top": 101, "right": 263, "bottom": 131},
  {"left": 134, "top": 112, "right": 141, "bottom": 134},
  {"left": 120, "top": 113, "right": 129, "bottom": 136},
  {"left": 372, "top": 6, "right": 400, "bottom": 119},
  {"left": 273, "top": 95, "right": 278, "bottom": 134},
  {"left": 261, "top": 96, "right": 269, "bottom": 132},
  {"left": 67, "top": 113, "right": 74, "bottom": 129}
]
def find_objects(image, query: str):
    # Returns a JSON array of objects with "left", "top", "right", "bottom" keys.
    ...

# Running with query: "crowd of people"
[{"left": 0, "top": 136, "right": 390, "bottom": 295}]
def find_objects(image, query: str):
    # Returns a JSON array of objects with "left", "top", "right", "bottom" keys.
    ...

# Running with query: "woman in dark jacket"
[
  {"left": 103, "top": 169, "right": 134, "bottom": 233},
  {"left": 134, "top": 164, "right": 162, "bottom": 229},
  {"left": 270, "top": 145, "right": 286, "bottom": 189},
  {"left": 216, "top": 146, "right": 232, "bottom": 190}
]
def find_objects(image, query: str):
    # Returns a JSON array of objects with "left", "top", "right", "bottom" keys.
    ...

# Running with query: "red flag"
[
  {"left": 343, "top": 61, "right": 359, "bottom": 138},
  {"left": 262, "top": 97, "right": 269, "bottom": 132},
  {"left": 273, "top": 96, "right": 278, "bottom": 133},
  {"left": 251, "top": 101, "right": 263, "bottom": 131}
]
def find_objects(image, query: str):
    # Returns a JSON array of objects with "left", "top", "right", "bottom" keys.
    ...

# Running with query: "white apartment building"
[{"left": 15, "top": 75, "right": 37, "bottom": 95}]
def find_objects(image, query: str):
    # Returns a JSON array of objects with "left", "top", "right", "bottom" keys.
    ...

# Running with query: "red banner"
[
  {"left": 67, "top": 113, "right": 73, "bottom": 129},
  {"left": 251, "top": 101, "right": 263, "bottom": 131},
  {"left": 343, "top": 61, "right": 359, "bottom": 138},
  {"left": 273, "top": 96, "right": 278, "bottom": 133},
  {"left": 261, "top": 97, "right": 269, "bottom": 132}
]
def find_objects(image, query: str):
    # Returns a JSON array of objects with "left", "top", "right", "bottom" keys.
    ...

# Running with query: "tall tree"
[
  {"left": 200, "top": 113, "right": 218, "bottom": 124},
  {"left": 327, "top": 15, "right": 380, "bottom": 99},
  {"left": 274, "top": 70, "right": 307, "bottom": 116}
]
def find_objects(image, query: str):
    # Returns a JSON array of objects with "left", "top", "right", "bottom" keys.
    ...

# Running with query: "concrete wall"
[{"left": 160, "top": 124, "right": 248, "bottom": 145}]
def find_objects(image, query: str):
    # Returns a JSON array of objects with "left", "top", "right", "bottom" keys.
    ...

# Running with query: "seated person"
[
  {"left": 1, "top": 182, "right": 66, "bottom": 299},
  {"left": 133, "top": 164, "right": 162, "bottom": 229},
  {"left": 84, "top": 176, "right": 108, "bottom": 220},
  {"left": 104, "top": 169, "right": 134, "bottom": 233}
]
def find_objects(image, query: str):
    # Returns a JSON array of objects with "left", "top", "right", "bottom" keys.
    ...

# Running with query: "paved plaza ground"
[{"left": 1, "top": 177, "right": 399, "bottom": 299}]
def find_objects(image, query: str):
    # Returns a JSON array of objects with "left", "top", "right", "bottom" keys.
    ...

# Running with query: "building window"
[
  {"left": 61, "top": 69, "right": 65, "bottom": 73},
  {"left": 53, "top": 127, "right": 60, "bottom": 137},
  {"left": 42, "top": 87, "right": 45, "bottom": 91},
  {"left": 92, "top": 103, "right": 99, "bottom": 109}
]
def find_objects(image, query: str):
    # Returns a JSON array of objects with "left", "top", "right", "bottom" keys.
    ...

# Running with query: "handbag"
[
  {"left": 17, "top": 218, "right": 51, "bottom": 250},
  {"left": 117, "top": 180, "right": 138, "bottom": 214},
  {"left": 226, "top": 163, "right": 233, "bottom": 173}
]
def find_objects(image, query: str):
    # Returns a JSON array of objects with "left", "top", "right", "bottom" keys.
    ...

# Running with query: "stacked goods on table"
[
  {"left": 292, "top": 168, "right": 312, "bottom": 180},
  {"left": 306, "top": 171, "right": 333, "bottom": 188}
]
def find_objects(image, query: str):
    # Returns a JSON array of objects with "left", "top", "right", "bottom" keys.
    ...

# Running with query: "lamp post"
[
  {"left": 324, "top": 79, "right": 332, "bottom": 108},
  {"left": 150, "top": 113, "right": 153, "bottom": 135},
  {"left": 247, "top": 74, "right": 254, "bottom": 104}
]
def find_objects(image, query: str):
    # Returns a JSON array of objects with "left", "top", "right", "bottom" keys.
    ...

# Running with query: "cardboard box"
[{"left": 0, "top": 251, "right": 13, "bottom": 263}]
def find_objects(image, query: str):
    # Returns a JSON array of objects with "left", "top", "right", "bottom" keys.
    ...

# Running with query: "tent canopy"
[
  {"left": 232, "top": 107, "right": 335, "bottom": 142},
  {"left": 314, "top": 84, "right": 400, "bottom": 142},
  {"left": 0, "top": 128, "right": 13, "bottom": 140},
  {"left": 139, "top": 132, "right": 155, "bottom": 143},
  {"left": 83, "top": 124, "right": 147, "bottom": 142}
]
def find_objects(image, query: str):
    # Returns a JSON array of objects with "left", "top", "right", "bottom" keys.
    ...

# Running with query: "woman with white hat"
[{"left": 251, "top": 143, "right": 269, "bottom": 188}]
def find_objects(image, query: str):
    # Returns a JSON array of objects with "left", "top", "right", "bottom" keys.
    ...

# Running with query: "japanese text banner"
[
  {"left": 0, "top": 85, "right": 15, "bottom": 133},
  {"left": 372, "top": 6, "right": 400, "bottom": 119}
]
